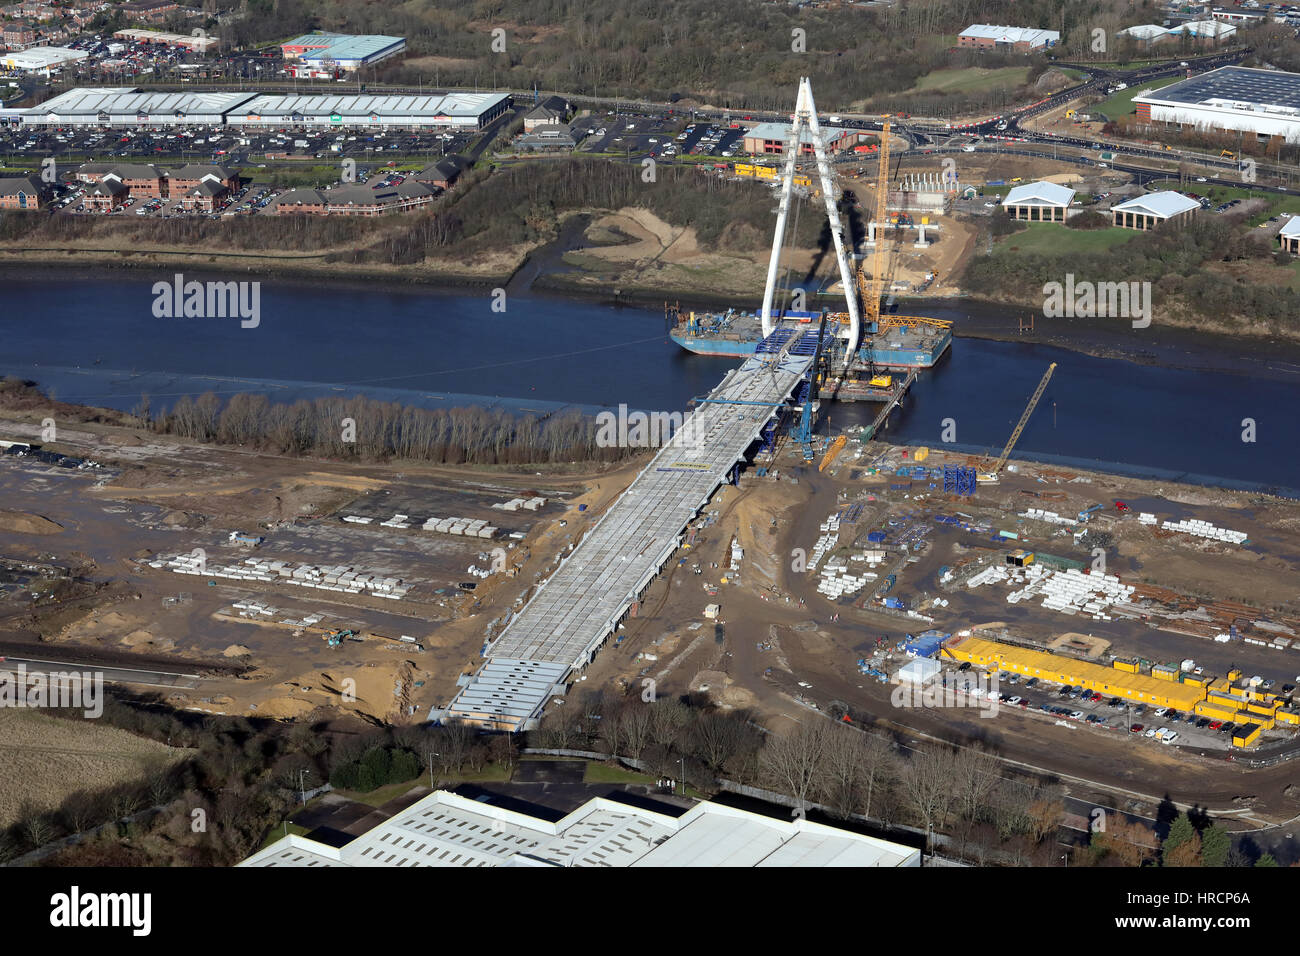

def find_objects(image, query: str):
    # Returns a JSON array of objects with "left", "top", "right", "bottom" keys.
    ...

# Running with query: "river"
[{"left": 1, "top": 274, "right": 1297, "bottom": 495}]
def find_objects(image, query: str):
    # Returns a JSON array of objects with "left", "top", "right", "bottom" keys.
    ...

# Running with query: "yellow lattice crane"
[
  {"left": 853, "top": 123, "right": 952, "bottom": 348},
  {"left": 978, "top": 362, "right": 1057, "bottom": 482}
]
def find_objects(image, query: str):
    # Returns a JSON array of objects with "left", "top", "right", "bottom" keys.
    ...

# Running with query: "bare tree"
[
  {"left": 817, "top": 724, "right": 866, "bottom": 818},
  {"left": 648, "top": 698, "right": 690, "bottom": 748},
  {"left": 760, "top": 720, "right": 830, "bottom": 811},
  {"left": 950, "top": 746, "right": 1001, "bottom": 825},
  {"left": 900, "top": 746, "right": 959, "bottom": 851},
  {"left": 692, "top": 711, "right": 752, "bottom": 776},
  {"left": 622, "top": 704, "right": 653, "bottom": 760}
]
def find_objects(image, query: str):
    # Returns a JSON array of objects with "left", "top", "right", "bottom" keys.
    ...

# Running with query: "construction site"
[{"left": 2, "top": 78, "right": 1300, "bottom": 830}]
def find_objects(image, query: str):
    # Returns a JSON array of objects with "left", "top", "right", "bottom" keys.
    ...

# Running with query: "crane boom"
[
  {"left": 865, "top": 121, "right": 891, "bottom": 328},
  {"left": 990, "top": 362, "right": 1056, "bottom": 476}
]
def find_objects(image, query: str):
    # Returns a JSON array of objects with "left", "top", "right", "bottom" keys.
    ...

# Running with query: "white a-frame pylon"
[{"left": 758, "top": 77, "right": 862, "bottom": 364}]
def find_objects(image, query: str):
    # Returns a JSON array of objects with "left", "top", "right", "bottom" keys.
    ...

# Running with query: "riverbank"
[{"left": 3, "top": 254, "right": 1295, "bottom": 381}]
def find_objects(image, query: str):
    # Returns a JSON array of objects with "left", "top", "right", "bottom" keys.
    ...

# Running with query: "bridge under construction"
[
  {"left": 443, "top": 337, "right": 815, "bottom": 730},
  {"left": 442, "top": 77, "right": 895, "bottom": 731}
]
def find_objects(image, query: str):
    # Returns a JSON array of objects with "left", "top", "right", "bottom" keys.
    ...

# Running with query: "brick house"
[{"left": 0, "top": 175, "right": 46, "bottom": 210}]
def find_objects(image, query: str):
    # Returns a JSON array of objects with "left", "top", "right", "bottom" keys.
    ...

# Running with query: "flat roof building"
[
  {"left": 113, "top": 29, "right": 220, "bottom": 53},
  {"left": 228, "top": 91, "right": 511, "bottom": 129},
  {"left": 21, "top": 87, "right": 259, "bottom": 126},
  {"left": 238, "top": 789, "right": 922, "bottom": 868},
  {"left": 1, "top": 47, "right": 88, "bottom": 75},
  {"left": 958, "top": 25, "right": 1059, "bottom": 51},
  {"left": 280, "top": 32, "right": 406, "bottom": 76},
  {"left": 1003, "top": 180, "right": 1076, "bottom": 221},
  {"left": 1111, "top": 190, "right": 1201, "bottom": 229},
  {"left": 1134, "top": 66, "right": 1300, "bottom": 144},
  {"left": 14, "top": 87, "right": 510, "bottom": 130}
]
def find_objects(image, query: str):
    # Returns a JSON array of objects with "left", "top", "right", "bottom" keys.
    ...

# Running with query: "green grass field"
[
  {"left": 1094, "top": 78, "right": 1179, "bottom": 118},
  {"left": 910, "top": 66, "right": 1030, "bottom": 95},
  {"left": 997, "top": 221, "right": 1139, "bottom": 255}
]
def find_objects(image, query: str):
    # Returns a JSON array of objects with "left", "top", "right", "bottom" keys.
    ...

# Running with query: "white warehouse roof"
[
  {"left": 959, "top": 24, "right": 1060, "bottom": 45},
  {"left": 238, "top": 790, "right": 922, "bottom": 868},
  {"left": 232, "top": 91, "right": 510, "bottom": 122},
  {"left": 1279, "top": 215, "right": 1300, "bottom": 238},
  {"left": 2, "top": 47, "right": 89, "bottom": 70},
  {"left": 1112, "top": 191, "right": 1201, "bottom": 218},
  {"left": 1003, "top": 180, "right": 1075, "bottom": 207}
]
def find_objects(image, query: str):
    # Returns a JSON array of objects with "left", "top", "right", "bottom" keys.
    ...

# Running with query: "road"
[{"left": 0, "top": 656, "right": 201, "bottom": 689}]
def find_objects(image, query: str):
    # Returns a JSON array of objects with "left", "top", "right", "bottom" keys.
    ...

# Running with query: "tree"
[
  {"left": 817, "top": 724, "right": 867, "bottom": 818},
  {"left": 900, "top": 747, "right": 958, "bottom": 851},
  {"left": 1162, "top": 813, "right": 1200, "bottom": 866},
  {"left": 760, "top": 721, "right": 830, "bottom": 812},
  {"left": 487, "top": 734, "right": 519, "bottom": 774},
  {"left": 1090, "top": 818, "right": 1156, "bottom": 867},
  {"left": 1200, "top": 824, "right": 1231, "bottom": 867},
  {"left": 1255, "top": 853, "right": 1278, "bottom": 867}
]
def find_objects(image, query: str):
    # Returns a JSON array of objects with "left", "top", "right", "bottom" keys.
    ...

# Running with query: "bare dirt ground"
[
  {"left": 581, "top": 439, "right": 1300, "bottom": 824},
  {"left": 0, "top": 411, "right": 647, "bottom": 725}
]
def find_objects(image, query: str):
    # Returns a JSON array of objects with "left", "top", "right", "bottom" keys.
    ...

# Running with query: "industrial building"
[
  {"left": 226, "top": 91, "right": 511, "bottom": 129},
  {"left": 112, "top": 29, "right": 220, "bottom": 53},
  {"left": 957, "top": 25, "right": 1059, "bottom": 51},
  {"left": 942, "top": 636, "right": 1299, "bottom": 742},
  {"left": 1002, "top": 180, "right": 1075, "bottom": 221},
  {"left": 279, "top": 32, "right": 406, "bottom": 77},
  {"left": 1, "top": 46, "right": 88, "bottom": 75},
  {"left": 20, "top": 87, "right": 259, "bottom": 127},
  {"left": 1110, "top": 191, "right": 1201, "bottom": 229},
  {"left": 742, "top": 122, "right": 862, "bottom": 156},
  {"left": 12, "top": 87, "right": 512, "bottom": 130},
  {"left": 239, "top": 789, "right": 922, "bottom": 867},
  {"left": 1118, "top": 21, "right": 1237, "bottom": 46},
  {"left": 1134, "top": 66, "right": 1300, "bottom": 145}
]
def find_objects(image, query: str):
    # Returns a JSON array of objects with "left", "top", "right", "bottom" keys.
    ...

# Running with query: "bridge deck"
[{"left": 445, "top": 347, "right": 813, "bottom": 730}]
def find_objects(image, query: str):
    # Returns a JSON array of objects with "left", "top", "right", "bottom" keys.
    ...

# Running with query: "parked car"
[{"left": 1130, "top": 724, "right": 1145, "bottom": 734}]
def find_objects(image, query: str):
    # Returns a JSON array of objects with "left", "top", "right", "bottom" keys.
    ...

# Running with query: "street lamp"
[{"left": 297, "top": 768, "right": 312, "bottom": 805}]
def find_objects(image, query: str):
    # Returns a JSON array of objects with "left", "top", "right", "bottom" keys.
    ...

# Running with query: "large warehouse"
[
  {"left": 15, "top": 87, "right": 512, "bottom": 129},
  {"left": 1134, "top": 66, "right": 1300, "bottom": 144},
  {"left": 239, "top": 789, "right": 923, "bottom": 868},
  {"left": 20, "top": 88, "right": 259, "bottom": 126},
  {"left": 226, "top": 91, "right": 511, "bottom": 129},
  {"left": 279, "top": 32, "right": 406, "bottom": 78}
]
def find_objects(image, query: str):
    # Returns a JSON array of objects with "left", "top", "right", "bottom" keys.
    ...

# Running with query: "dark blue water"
[{"left": 1, "top": 276, "right": 1297, "bottom": 495}]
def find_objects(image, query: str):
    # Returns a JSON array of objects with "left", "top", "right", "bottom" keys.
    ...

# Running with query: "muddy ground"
[{"left": 3, "top": 407, "right": 1300, "bottom": 825}]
